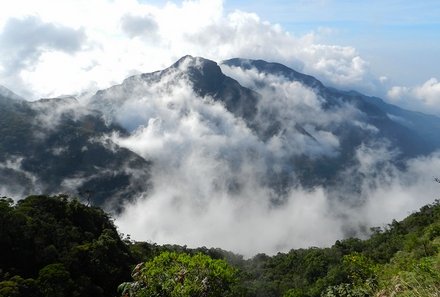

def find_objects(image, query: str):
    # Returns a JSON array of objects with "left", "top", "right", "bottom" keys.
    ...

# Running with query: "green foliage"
[
  {"left": 228, "top": 200, "right": 440, "bottom": 297},
  {"left": 373, "top": 220, "right": 440, "bottom": 297},
  {"left": 0, "top": 195, "right": 133, "bottom": 297},
  {"left": 1, "top": 195, "right": 440, "bottom": 297},
  {"left": 320, "top": 253, "right": 377, "bottom": 297},
  {"left": 341, "top": 253, "right": 376, "bottom": 285},
  {"left": 0, "top": 276, "right": 38, "bottom": 297},
  {"left": 119, "top": 251, "right": 237, "bottom": 297}
]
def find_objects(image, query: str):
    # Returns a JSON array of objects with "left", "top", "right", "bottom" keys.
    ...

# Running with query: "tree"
[{"left": 118, "top": 252, "right": 237, "bottom": 297}]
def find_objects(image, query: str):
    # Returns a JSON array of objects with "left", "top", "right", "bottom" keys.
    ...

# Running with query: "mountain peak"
[
  {"left": 171, "top": 55, "right": 214, "bottom": 69},
  {"left": 169, "top": 55, "right": 222, "bottom": 81}
]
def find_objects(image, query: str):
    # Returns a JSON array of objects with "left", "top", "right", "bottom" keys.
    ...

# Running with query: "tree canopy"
[
  {"left": 1, "top": 195, "right": 439, "bottom": 297},
  {"left": 118, "top": 251, "right": 237, "bottom": 297},
  {"left": 0, "top": 195, "right": 132, "bottom": 297}
]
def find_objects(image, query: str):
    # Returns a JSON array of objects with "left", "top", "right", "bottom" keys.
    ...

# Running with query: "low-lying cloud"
[
  {"left": 115, "top": 131, "right": 440, "bottom": 256},
  {"left": 103, "top": 63, "right": 440, "bottom": 256},
  {"left": 387, "top": 78, "right": 440, "bottom": 115}
]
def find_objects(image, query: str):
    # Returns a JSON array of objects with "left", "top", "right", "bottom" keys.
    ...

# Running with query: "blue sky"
[{"left": 223, "top": 0, "right": 440, "bottom": 85}]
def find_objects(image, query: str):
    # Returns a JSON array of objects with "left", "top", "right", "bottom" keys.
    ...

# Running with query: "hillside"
[
  {"left": 0, "top": 195, "right": 133, "bottom": 297},
  {"left": 0, "top": 91, "right": 151, "bottom": 210},
  {"left": 1, "top": 194, "right": 439, "bottom": 297}
]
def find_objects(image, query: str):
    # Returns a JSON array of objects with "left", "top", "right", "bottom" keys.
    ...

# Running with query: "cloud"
[
  {"left": 94, "top": 65, "right": 346, "bottom": 255},
  {"left": 29, "top": 97, "right": 93, "bottom": 132},
  {"left": 92, "top": 61, "right": 440, "bottom": 257},
  {"left": 108, "top": 77, "right": 345, "bottom": 255},
  {"left": 117, "top": 182, "right": 345, "bottom": 256},
  {"left": 387, "top": 78, "right": 440, "bottom": 115},
  {"left": 0, "top": 15, "right": 86, "bottom": 97},
  {"left": 0, "top": 16, "right": 85, "bottom": 72},
  {"left": 220, "top": 63, "right": 367, "bottom": 158},
  {"left": 349, "top": 146, "right": 440, "bottom": 229},
  {"left": 182, "top": 9, "right": 377, "bottom": 92},
  {"left": 120, "top": 14, "right": 158, "bottom": 39},
  {"left": 114, "top": 111, "right": 440, "bottom": 256},
  {"left": 0, "top": 0, "right": 384, "bottom": 99}
]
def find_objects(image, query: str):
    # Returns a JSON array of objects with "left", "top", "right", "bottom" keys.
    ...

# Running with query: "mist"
[{"left": 101, "top": 60, "right": 440, "bottom": 257}]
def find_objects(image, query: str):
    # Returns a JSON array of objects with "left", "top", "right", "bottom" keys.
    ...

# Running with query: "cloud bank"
[
  {"left": 102, "top": 61, "right": 440, "bottom": 256},
  {"left": 387, "top": 78, "right": 440, "bottom": 115},
  {"left": 0, "top": 0, "right": 383, "bottom": 99}
]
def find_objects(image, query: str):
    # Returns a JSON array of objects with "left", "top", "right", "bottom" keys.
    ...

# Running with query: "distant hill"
[{"left": 0, "top": 89, "right": 150, "bottom": 210}]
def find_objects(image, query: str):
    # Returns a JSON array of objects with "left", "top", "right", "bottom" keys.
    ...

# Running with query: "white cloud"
[
  {"left": 0, "top": 15, "right": 85, "bottom": 71},
  {"left": 121, "top": 14, "right": 158, "bottom": 39},
  {"left": 354, "top": 149, "right": 440, "bottom": 228},
  {"left": 387, "top": 78, "right": 440, "bottom": 115},
  {"left": 0, "top": 0, "right": 383, "bottom": 99},
  {"left": 93, "top": 61, "right": 440, "bottom": 256},
  {"left": 220, "top": 64, "right": 357, "bottom": 157}
]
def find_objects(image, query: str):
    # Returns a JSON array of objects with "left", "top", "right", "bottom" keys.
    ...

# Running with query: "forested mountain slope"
[{"left": 1, "top": 194, "right": 439, "bottom": 297}]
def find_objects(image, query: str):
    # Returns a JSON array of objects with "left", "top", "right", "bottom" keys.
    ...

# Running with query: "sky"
[
  {"left": 224, "top": 0, "right": 440, "bottom": 85},
  {"left": 0, "top": 0, "right": 439, "bottom": 114}
]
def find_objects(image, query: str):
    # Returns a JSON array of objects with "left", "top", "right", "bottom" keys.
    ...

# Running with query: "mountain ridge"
[
  {"left": 220, "top": 57, "right": 440, "bottom": 157},
  {"left": 2, "top": 55, "right": 440, "bottom": 209}
]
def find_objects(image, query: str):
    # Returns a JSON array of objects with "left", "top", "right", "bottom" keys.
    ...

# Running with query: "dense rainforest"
[{"left": 0, "top": 195, "right": 439, "bottom": 297}]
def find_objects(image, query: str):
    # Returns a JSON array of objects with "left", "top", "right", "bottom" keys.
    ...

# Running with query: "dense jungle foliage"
[
  {"left": 1, "top": 195, "right": 439, "bottom": 297},
  {"left": 0, "top": 195, "right": 132, "bottom": 297}
]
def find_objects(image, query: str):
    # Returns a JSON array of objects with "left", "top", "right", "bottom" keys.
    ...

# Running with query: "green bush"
[{"left": 118, "top": 251, "right": 237, "bottom": 297}]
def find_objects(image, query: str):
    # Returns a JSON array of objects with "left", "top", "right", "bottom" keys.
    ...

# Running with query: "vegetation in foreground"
[
  {"left": 0, "top": 195, "right": 439, "bottom": 297},
  {"left": 0, "top": 195, "right": 132, "bottom": 297}
]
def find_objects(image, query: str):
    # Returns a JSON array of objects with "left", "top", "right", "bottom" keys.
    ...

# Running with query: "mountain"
[
  {"left": 89, "top": 55, "right": 260, "bottom": 127},
  {"left": 0, "top": 85, "right": 24, "bottom": 101},
  {"left": 220, "top": 58, "right": 440, "bottom": 187},
  {"left": 0, "top": 87, "right": 151, "bottom": 210},
  {"left": 222, "top": 58, "right": 440, "bottom": 157},
  {"left": 2, "top": 56, "right": 440, "bottom": 209}
]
